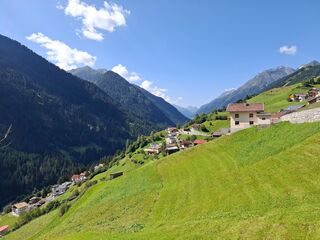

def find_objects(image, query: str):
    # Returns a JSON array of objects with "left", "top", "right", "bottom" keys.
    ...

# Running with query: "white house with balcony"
[{"left": 226, "top": 103, "right": 271, "bottom": 133}]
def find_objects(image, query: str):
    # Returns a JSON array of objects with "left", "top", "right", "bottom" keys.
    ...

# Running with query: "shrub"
[
  {"left": 68, "top": 189, "right": 79, "bottom": 201},
  {"left": 59, "top": 202, "right": 70, "bottom": 217}
]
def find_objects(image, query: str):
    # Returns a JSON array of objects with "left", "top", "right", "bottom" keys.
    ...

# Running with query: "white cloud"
[
  {"left": 61, "top": 0, "right": 130, "bottom": 41},
  {"left": 26, "top": 32, "right": 96, "bottom": 70},
  {"left": 111, "top": 64, "right": 179, "bottom": 103},
  {"left": 279, "top": 45, "right": 297, "bottom": 55},
  {"left": 140, "top": 80, "right": 171, "bottom": 102},
  {"left": 112, "top": 64, "right": 141, "bottom": 82}
]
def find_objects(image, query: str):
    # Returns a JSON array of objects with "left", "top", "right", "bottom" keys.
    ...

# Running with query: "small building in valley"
[
  {"left": 12, "top": 202, "right": 29, "bottom": 216},
  {"left": 167, "top": 127, "right": 179, "bottom": 136},
  {"left": 0, "top": 225, "right": 9, "bottom": 236},
  {"left": 191, "top": 124, "right": 201, "bottom": 131},
  {"left": 308, "top": 95, "right": 320, "bottom": 104},
  {"left": 71, "top": 173, "right": 87, "bottom": 184},
  {"left": 165, "top": 144, "right": 179, "bottom": 155},
  {"left": 180, "top": 140, "right": 193, "bottom": 149},
  {"left": 110, "top": 172, "right": 123, "bottom": 180},
  {"left": 288, "top": 93, "right": 306, "bottom": 102},
  {"left": 52, "top": 182, "right": 71, "bottom": 197},
  {"left": 307, "top": 88, "right": 320, "bottom": 99},
  {"left": 144, "top": 143, "right": 161, "bottom": 155},
  {"left": 165, "top": 136, "right": 177, "bottom": 145},
  {"left": 212, "top": 128, "right": 230, "bottom": 138},
  {"left": 28, "top": 197, "right": 41, "bottom": 205},
  {"left": 226, "top": 103, "right": 271, "bottom": 133},
  {"left": 193, "top": 139, "right": 208, "bottom": 145}
]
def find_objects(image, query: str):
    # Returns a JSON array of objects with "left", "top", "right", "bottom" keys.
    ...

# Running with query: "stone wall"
[{"left": 280, "top": 108, "right": 320, "bottom": 124}]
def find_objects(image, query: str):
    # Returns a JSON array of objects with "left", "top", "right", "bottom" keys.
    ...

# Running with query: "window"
[
  {"left": 249, "top": 113, "right": 254, "bottom": 118},
  {"left": 262, "top": 117, "right": 266, "bottom": 120},
  {"left": 249, "top": 121, "right": 254, "bottom": 125},
  {"left": 235, "top": 114, "right": 239, "bottom": 118},
  {"left": 235, "top": 121, "right": 240, "bottom": 125}
]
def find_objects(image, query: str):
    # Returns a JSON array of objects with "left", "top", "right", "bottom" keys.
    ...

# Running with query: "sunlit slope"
[{"left": 7, "top": 122, "right": 320, "bottom": 239}]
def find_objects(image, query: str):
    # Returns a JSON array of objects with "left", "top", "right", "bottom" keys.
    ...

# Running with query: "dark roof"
[
  {"left": 226, "top": 103, "right": 264, "bottom": 112},
  {"left": 307, "top": 95, "right": 320, "bottom": 102}
]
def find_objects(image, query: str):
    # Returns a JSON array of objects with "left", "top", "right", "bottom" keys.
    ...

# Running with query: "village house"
[
  {"left": 52, "top": 182, "right": 71, "bottom": 197},
  {"left": 165, "top": 144, "right": 179, "bottom": 155},
  {"left": 180, "top": 140, "right": 193, "bottom": 150},
  {"left": 191, "top": 124, "right": 201, "bottom": 131},
  {"left": 0, "top": 225, "right": 9, "bottom": 236},
  {"left": 94, "top": 163, "right": 104, "bottom": 172},
  {"left": 288, "top": 93, "right": 306, "bottom": 102},
  {"left": 167, "top": 127, "right": 179, "bottom": 136},
  {"left": 28, "top": 196, "right": 41, "bottom": 205},
  {"left": 212, "top": 128, "right": 230, "bottom": 138},
  {"left": 226, "top": 103, "right": 271, "bottom": 133},
  {"left": 12, "top": 202, "right": 29, "bottom": 216},
  {"left": 165, "top": 136, "right": 177, "bottom": 145},
  {"left": 110, "top": 172, "right": 123, "bottom": 180},
  {"left": 71, "top": 173, "right": 87, "bottom": 184},
  {"left": 307, "top": 88, "right": 320, "bottom": 99},
  {"left": 144, "top": 143, "right": 161, "bottom": 155},
  {"left": 308, "top": 95, "right": 320, "bottom": 104},
  {"left": 281, "top": 105, "right": 304, "bottom": 113},
  {"left": 193, "top": 139, "right": 208, "bottom": 146}
]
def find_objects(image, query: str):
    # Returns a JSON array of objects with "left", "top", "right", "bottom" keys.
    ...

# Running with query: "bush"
[
  {"left": 59, "top": 202, "right": 70, "bottom": 217},
  {"left": 2, "top": 204, "right": 11, "bottom": 214},
  {"left": 68, "top": 189, "right": 79, "bottom": 201}
]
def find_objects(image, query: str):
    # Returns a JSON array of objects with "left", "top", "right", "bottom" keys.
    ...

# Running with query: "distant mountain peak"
[
  {"left": 197, "top": 66, "right": 295, "bottom": 114},
  {"left": 299, "top": 60, "right": 320, "bottom": 69}
]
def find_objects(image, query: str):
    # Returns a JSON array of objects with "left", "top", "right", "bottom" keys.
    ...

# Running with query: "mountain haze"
[{"left": 173, "top": 105, "right": 198, "bottom": 119}]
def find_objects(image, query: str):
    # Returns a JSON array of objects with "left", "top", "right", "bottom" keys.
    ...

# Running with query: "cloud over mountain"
[{"left": 26, "top": 32, "right": 96, "bottom": 70}]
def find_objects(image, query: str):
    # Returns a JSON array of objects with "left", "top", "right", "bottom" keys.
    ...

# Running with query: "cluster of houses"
[
  {"left": 10, "top": 171, "right": 89, "bottom": 217},
  {"left": 144, "top": 127, "right": 208, "bottom": 156},
  {"left": 288, "top": 88, "right": 320, "bottom": 104}
]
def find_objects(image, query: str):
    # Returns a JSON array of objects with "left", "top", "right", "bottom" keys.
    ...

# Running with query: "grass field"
[
  {"left": 5, "top": 121, "right": 320, "bottom": 239},
  {"left": 247, "top": 84, "right": 316, "bottom": 112}
]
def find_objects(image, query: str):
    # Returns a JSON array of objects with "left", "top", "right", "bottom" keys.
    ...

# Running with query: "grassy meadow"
[{"left": 5, "top": 121, "right": 320, "bottom": 239}]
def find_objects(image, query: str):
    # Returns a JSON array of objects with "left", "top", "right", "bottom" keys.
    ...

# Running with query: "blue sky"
[{"left": 1, "top": 0, "right": 320, "bottom": 107}]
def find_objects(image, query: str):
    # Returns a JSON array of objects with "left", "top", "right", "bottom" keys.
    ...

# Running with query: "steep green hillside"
[
  {"left": 247, "top": 84, "right": 307, "bottom": 112},
  {"left": 6, "top": 122, "right": 320, "bottom": 239}
]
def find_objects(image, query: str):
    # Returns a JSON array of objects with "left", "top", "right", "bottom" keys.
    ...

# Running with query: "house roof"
[
  {"left": 308, "top": 95, "right": 320, "bottom": 102},
  {"left": 0, "top": 225, "right": 9, "bottom": 232},
  {"left": 71, "top": 174, "right": 81, "bottom": 180},
  {"left": 226, "top": 103, "right": 264, "bottom": 112},
  {"left": 193, "top": 139, "right": 207, "bottom": 145},
  {"left": 213, "top": 128, "right": 230, "bottom": 136},
  {"left": 294, "top": 93, "right": 306, "bottom": 97},
  {"left": 13, "top": 202, "right": 28, "bottom": 209},
  {"left": 282, "top": 105, "right": 304, "bottom": 111}
]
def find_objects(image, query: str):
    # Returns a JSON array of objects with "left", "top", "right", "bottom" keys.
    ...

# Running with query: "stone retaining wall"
[{"left": 280, "top": 108, "right": 320, "bottom": 124}]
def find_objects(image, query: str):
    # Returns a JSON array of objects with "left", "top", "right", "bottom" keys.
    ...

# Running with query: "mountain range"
[
  {"left": 173, "top": 105, "right": 198, "bottom": 119},
  {"left": 0, "top": 35, "right": 186, "bottom": 207},
  {"left": 69, "top": 66, "right": 189, "bottom": 126},
  {"left": 197, "top": 66, "right": 296, "bottom": 114}
]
